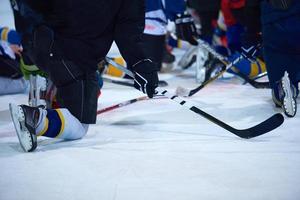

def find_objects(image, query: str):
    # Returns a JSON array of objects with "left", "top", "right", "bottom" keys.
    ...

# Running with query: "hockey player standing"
[
  {"left": 187, "top": 0, "right": 221, "bottom": 44},
  {"left": 9, "top": 0, "right": 159, "bottom": 152},
  {"left": 261, "top": 0, "right": 300, "bottom": 117},
  {"left": 143, "top": 0, "right": 198, "bottom": 72}
]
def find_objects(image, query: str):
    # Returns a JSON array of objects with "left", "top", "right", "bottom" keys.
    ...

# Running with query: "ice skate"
[
  {"left": 272, "top": 71, "right": 297, "bottom": 117},
  {"left": 161, "top": 50, "right": 175, "bottom": 73},
  {"left": 178, "top": 45, "right": 198, "bottom": 69},
  {"left": 281, "top": 72, "right": 297, "bottom": 117},
  {"left": 9, "top": 104, "right": 40, "bottom": 152}
]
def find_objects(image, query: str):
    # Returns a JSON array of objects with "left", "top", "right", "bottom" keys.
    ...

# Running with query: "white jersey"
[{"left": 144, "top": 10, "right": 168, "bottom": 36}]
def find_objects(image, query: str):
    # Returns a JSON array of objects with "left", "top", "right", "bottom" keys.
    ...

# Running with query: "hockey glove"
[
  {"left": 175, "top": 14, "right": 198, "bottom": 46},
  {"left": 132, "top": 59, "right": 159, "bottom": 98},
  {"left": 240, "top": 43, "right": 261, "bottom": 63}
]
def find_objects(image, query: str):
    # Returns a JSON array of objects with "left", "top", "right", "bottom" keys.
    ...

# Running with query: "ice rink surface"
[{"left": 1, "top": 1, "right": 300, "bottom": 200}]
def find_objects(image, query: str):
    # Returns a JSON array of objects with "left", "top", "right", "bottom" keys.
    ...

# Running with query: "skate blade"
[
  {"left": 282, "top": 72, "right": 297, "bottom": 117},
  {"left": 9, "top": 103, "right": 36, "bottom": 152}
]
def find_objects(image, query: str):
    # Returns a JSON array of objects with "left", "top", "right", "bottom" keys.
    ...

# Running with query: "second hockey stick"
[
  {"left": 97, "top": 95, "right": 167, "bottom": 115},
  {"left": 105, "top": 57, "right": 284, "bottom": 139},
  {"left": 176, "top": 40, "right": 269, "bottom": 97},
  {"left": 97, "top": 96, "right": 148, "bottom": 115}
]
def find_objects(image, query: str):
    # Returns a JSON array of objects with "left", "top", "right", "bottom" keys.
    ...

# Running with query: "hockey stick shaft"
[
  {"left": 176, "top": 55, "right": 243, "bottom": 97},
  {"left": 102, "top": 76, "right": 134, "bottom": 87},
  {"left": 177, "top": 41, "right": 268, "bottom": 96},
  {"left": 197, "top": 39, "right": 269, "bottom": 88},
  {"left": 103, "top": 74, "right": 168, "bottom": 88},
  {"left": 97, "top": 96, "right": 148, "bottom": 115},
  {"left": 97, "top": 95, "right": 167, "bottom": 115},
  {"left": 105, "top": 57, "right": 284, "bottom": 138},
  {"left": 175, "top": 40, "right": 244, "bottom": 96}
]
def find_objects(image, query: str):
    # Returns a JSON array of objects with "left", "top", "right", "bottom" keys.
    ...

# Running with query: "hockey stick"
[
  {"left": 105, "top": 57, "right": 284, "bottom": 139},
  {"left": 97, "top": 96, "right": 148, "bottom": 115},
  {"left": 234, "top": 70, "right": 270, "bottom": 89},
  {"left": 103, "top": 57, "right": 168, "bottom": 87},
  {"left": 253, "top": 71, "right": 268, "bottom": 80},
  {"left": 103, "top": 75, "right": 169, "bottom": 88},
  {"left": 176, "top": 40, "right": 269, "bottom": 97},
  {"left": 176, "top": 54, "right": 243, "bottom": 97},
  {"left": 102, "top": 75, "right": 134, "bottom": 87},
  {"left": 97, "top": 95, "right": 167, "bottom": 115}
]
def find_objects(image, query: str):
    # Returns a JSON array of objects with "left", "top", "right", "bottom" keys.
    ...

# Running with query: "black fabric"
[
  {"left": 198, "top": 10, "right": 219, "bottom": 39},
  {"left": 141, "top": 34, "right": 165, "bottom": 71},
  {"left": 9, "top": 0, "right": 44, "bottom": 42},
  {"left": 30, "top": 25, "right": 84, "bottom": 84},
  {"left": 231, "top": 5, "right": 261, "bottom": 34},
  {"left": 269, "top": 0, "right": 293, "bottom": 10},
  {"left": 13, "top": 0, "right": 147, "bottom": 71},
  {"left": 9, "top": 0, "right": 44, "bottom": 71},
  {"left": 187, "top": 0, "right": 219, "bottom": 40},
  {"left": 187, "top": 0, "right": 221, "bottom": 12},
  {"left": 34, "top": 0, "right": 147, "bottom": 70},
  {"left": 261, "top": 0, "right": 300, "bottom": 24},
  {"left": 56, "top": 78, "right": 99, "bottom": 124},
  {"left": 30, "top": 26, "right": 99, "bottom": 123},
  {"left": 261, "top": 1, "right": 300, "bottom": 89},
  {"left": 175, "top": 14, "right": 199, "bottom": 45},
  {"left": 0, "top": 56, "right": 22, "bottom": 78},
  {"left": 12, "top": 0, "right": 149, "bottom": 124},
  {"left": 231, "top": 5, "right": 262, "bottom": 48},
  {"left": 246, "top": 0, "right": 261, "bottom": 7}
]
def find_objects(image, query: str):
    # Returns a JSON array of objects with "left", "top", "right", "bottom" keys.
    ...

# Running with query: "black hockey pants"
[{"left": 30, "top": 25, "right": 99, "bottom": 124}]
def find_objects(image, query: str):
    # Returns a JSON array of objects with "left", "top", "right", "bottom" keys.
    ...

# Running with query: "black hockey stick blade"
[{"left": 190, "top": 106, "right": 284, "bottom": 139}]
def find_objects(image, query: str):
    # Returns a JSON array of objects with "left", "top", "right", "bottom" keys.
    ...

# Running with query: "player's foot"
[
  {"left": 9, "top": 104, "right": 40, "bottom": 152},
  {"left": 272, "top": 71, "right": 297, "bottom": 117},
  {"left": 161, "top": 50, "right": 175, "bottom": 73},
  {"left": 178, "top": 46, "right": 198, "bottom": 69}
]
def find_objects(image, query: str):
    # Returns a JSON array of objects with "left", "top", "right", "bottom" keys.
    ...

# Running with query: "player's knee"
[{"left": 56, "top": 78, "right": 99, "bottom": 124}]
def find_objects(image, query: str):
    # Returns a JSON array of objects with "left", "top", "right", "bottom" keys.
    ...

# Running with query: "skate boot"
[
  {"left": 9, "top": 104, "right": 41, "bottom": 152},
  {"left": 195, "top": 48, "right": 211, "bottom": 83},
  {"left": 161, "top": 50, "right": 175, "bottom": 73},
  {"left": 272, "top": 71, "right": 297, "bottom": 117},
  {"left": 178, "top": 45, "right": 198, "bottom": 69},
  {"left": 203, "top": 58, "right": 225, "bottom": 83}
]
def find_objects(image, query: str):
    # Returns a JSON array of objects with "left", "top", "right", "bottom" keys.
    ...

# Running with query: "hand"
[
  {"left": 175, "top": 14, "right": 198, "bottom": 46},
  {"left": 131, "top": 59, "right": 159, "bottom": 98}
]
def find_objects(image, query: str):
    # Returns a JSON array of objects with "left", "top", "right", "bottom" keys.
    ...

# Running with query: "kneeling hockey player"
[{"left": 9, "top": 0, "right": 159, "bottom": 152}]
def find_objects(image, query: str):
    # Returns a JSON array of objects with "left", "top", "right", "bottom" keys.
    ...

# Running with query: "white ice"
[{"left": 1, "top": 1, "right": 300, "bottom": 200}]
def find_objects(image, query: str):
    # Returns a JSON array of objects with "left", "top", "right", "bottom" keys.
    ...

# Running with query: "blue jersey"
[
  {"left": 0, "top": 27, "right": 21, "bottom": 59},
  {"left": 0, "top": 27, "right": 21, "bottom": 45},
  {"left": 145, "top": 0, "right": 185, "bottom": 35}
]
